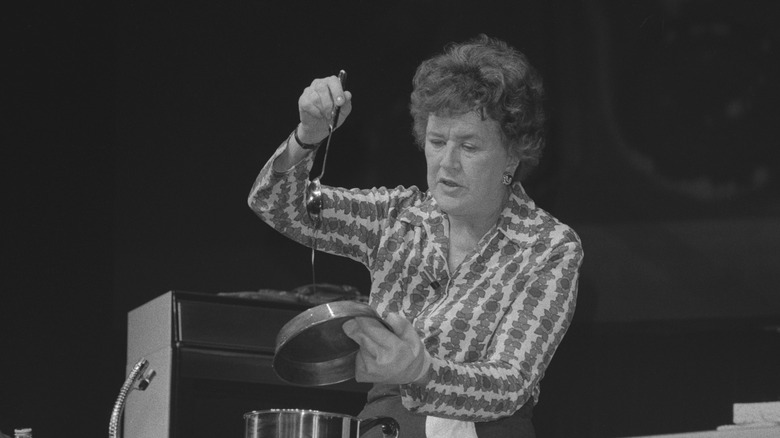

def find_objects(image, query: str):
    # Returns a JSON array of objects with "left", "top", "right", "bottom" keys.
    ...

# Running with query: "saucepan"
[
  {"left": 273, "top": 300, "right": 391, "bottom": 386},
  {"left": 244, "top": 409, "right": 399, "bottom": 438}
]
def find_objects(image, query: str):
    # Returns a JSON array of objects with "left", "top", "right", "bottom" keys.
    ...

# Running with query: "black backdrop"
[{"left": 3, "top": 1, "right": 779, "bottom": 437}]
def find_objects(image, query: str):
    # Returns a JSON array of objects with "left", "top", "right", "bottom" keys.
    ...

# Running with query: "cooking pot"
[{"left": 244, "top": 409, "right": 399, "bottom": 438}]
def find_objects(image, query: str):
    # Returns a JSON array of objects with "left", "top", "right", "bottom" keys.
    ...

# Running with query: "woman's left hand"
[{"left": 342, "top": 313, "right": 431, "bottom": 385}]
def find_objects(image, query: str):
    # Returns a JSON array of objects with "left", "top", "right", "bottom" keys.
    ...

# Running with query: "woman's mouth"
[{"left": 439, "top": 178, "right": 460, "bottom": 188}]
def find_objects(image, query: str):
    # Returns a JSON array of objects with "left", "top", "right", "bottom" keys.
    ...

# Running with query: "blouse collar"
[{"left": 399, "top": 183, "right": 539, "bottom": 247}]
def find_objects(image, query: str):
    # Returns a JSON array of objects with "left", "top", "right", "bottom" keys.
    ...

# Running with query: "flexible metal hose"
[{"left": 109, "top": 358, "right": 155, "bottom": 438}]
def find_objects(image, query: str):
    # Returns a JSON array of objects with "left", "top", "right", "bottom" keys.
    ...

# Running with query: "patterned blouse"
[{"left": 248, "top": 141, "right": 583, "bottom": 422}]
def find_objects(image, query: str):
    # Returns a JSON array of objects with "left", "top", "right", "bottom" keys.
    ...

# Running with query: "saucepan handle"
[{"left": 359, "top": 416, "right": 400, "bottom": 438}]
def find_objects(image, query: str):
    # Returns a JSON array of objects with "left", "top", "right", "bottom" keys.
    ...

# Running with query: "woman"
[{"left": 248, "top": 35, "right": 583, "bottom": 437}]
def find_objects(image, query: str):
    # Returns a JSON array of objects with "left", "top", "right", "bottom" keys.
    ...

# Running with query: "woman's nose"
[{"left": 440, "top": 143, "right": 460, "bottom": 169}]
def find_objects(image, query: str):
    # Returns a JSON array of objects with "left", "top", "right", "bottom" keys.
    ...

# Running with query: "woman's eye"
[
  {"left": 462, "top": 143, "right": 477, "bottom": 152},
  {"left": 428, "top": 139, "right": 445, "bottom": 147}
]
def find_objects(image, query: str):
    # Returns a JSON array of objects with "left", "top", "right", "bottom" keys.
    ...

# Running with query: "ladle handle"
[
  {"left": 330, "top": 69, "right": 348, "bottom": 129},
  {"left": 360, "top": 416, "right": 400, "bottom": 438},
  {"left": 318, "top": 69, "right": 347, "bottom": 182}
]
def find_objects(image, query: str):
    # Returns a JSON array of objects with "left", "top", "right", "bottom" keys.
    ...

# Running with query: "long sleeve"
[
  {"left": 247, "top": 140, "right": 319, "bottom": 246},
  {"left": 247, "top": 141, "right": 427, "bottom": 267}
]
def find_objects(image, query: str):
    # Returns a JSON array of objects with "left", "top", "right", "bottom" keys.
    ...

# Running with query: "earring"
[{"left": 502, "top": 173, "right": 513, "bottom": 186}]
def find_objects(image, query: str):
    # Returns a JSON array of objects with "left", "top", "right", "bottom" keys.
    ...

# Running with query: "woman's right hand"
[
  {"left": 343, "top": 313, "right": 431, "bottom": 385},
  {"left": 296, "top": 75, "right": 352, "bottom": 145}
]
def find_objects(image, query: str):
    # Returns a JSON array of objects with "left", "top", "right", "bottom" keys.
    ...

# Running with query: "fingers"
[
  {"left": 299, "top": 75, "right": 349, "bottom": 121},
  {"left": 343, "top": 314, "right": 408, "bottom": 342},
  {"left": 385, "top": 313, "right": 425, "bottom": 363},
  {"left": 339, "top": 90, "right": 352, "bottom": 120},
  {"left": 344, "top": 313, "right": 428, "bottom": 384},
  {"left": 384, "top": 312, "right": 412, "bottom": 337},
  {"left": 343, "top": 317, "right": 389, "bottom": 351},
  {"left": 345, "top": 317, "right": 389, "bottom": 383},
  {"left": 297, "top": 75, "right": 352, "bottom": 143},
  {"left": 342, "top": 314, "right": 413, "bottom": 365}
]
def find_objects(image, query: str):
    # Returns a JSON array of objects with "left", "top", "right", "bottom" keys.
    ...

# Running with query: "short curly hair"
[{"left": 410, "top": 35, "right": 546, "bottom": 178}]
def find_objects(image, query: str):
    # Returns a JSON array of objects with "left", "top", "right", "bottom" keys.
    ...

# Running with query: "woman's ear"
[{"left": 505, "top": 149, "right": 521, "bottom": 176}]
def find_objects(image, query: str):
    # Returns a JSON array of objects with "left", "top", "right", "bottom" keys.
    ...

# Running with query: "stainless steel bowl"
[
  {"left": 273, "top": 300, "right": 388, "bottom": 386},
  {"left": 244, "top": 409, "right": 399, "bottom": 438}
]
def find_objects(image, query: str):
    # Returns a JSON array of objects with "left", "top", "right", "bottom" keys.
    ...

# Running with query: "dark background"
[{"left": 3, "top": 0, "right": 779, "bottom": 437}]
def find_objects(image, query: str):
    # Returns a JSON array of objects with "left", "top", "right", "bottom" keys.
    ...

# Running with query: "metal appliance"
[{"left": 125, "top": 291, "right": 370, "bottom": 438}]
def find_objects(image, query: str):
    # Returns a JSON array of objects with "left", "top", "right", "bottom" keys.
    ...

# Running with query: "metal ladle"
[
  {"left": 304, "top": 70, "right": 347, "bottom": 286},
  {"left": 305, "top": 69, "right": 346, "bottom": 227}
]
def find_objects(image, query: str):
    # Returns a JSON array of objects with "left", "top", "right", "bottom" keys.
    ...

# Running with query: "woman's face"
[{"left": 424, "top": 112, "right": 519, "bottom": 223}]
